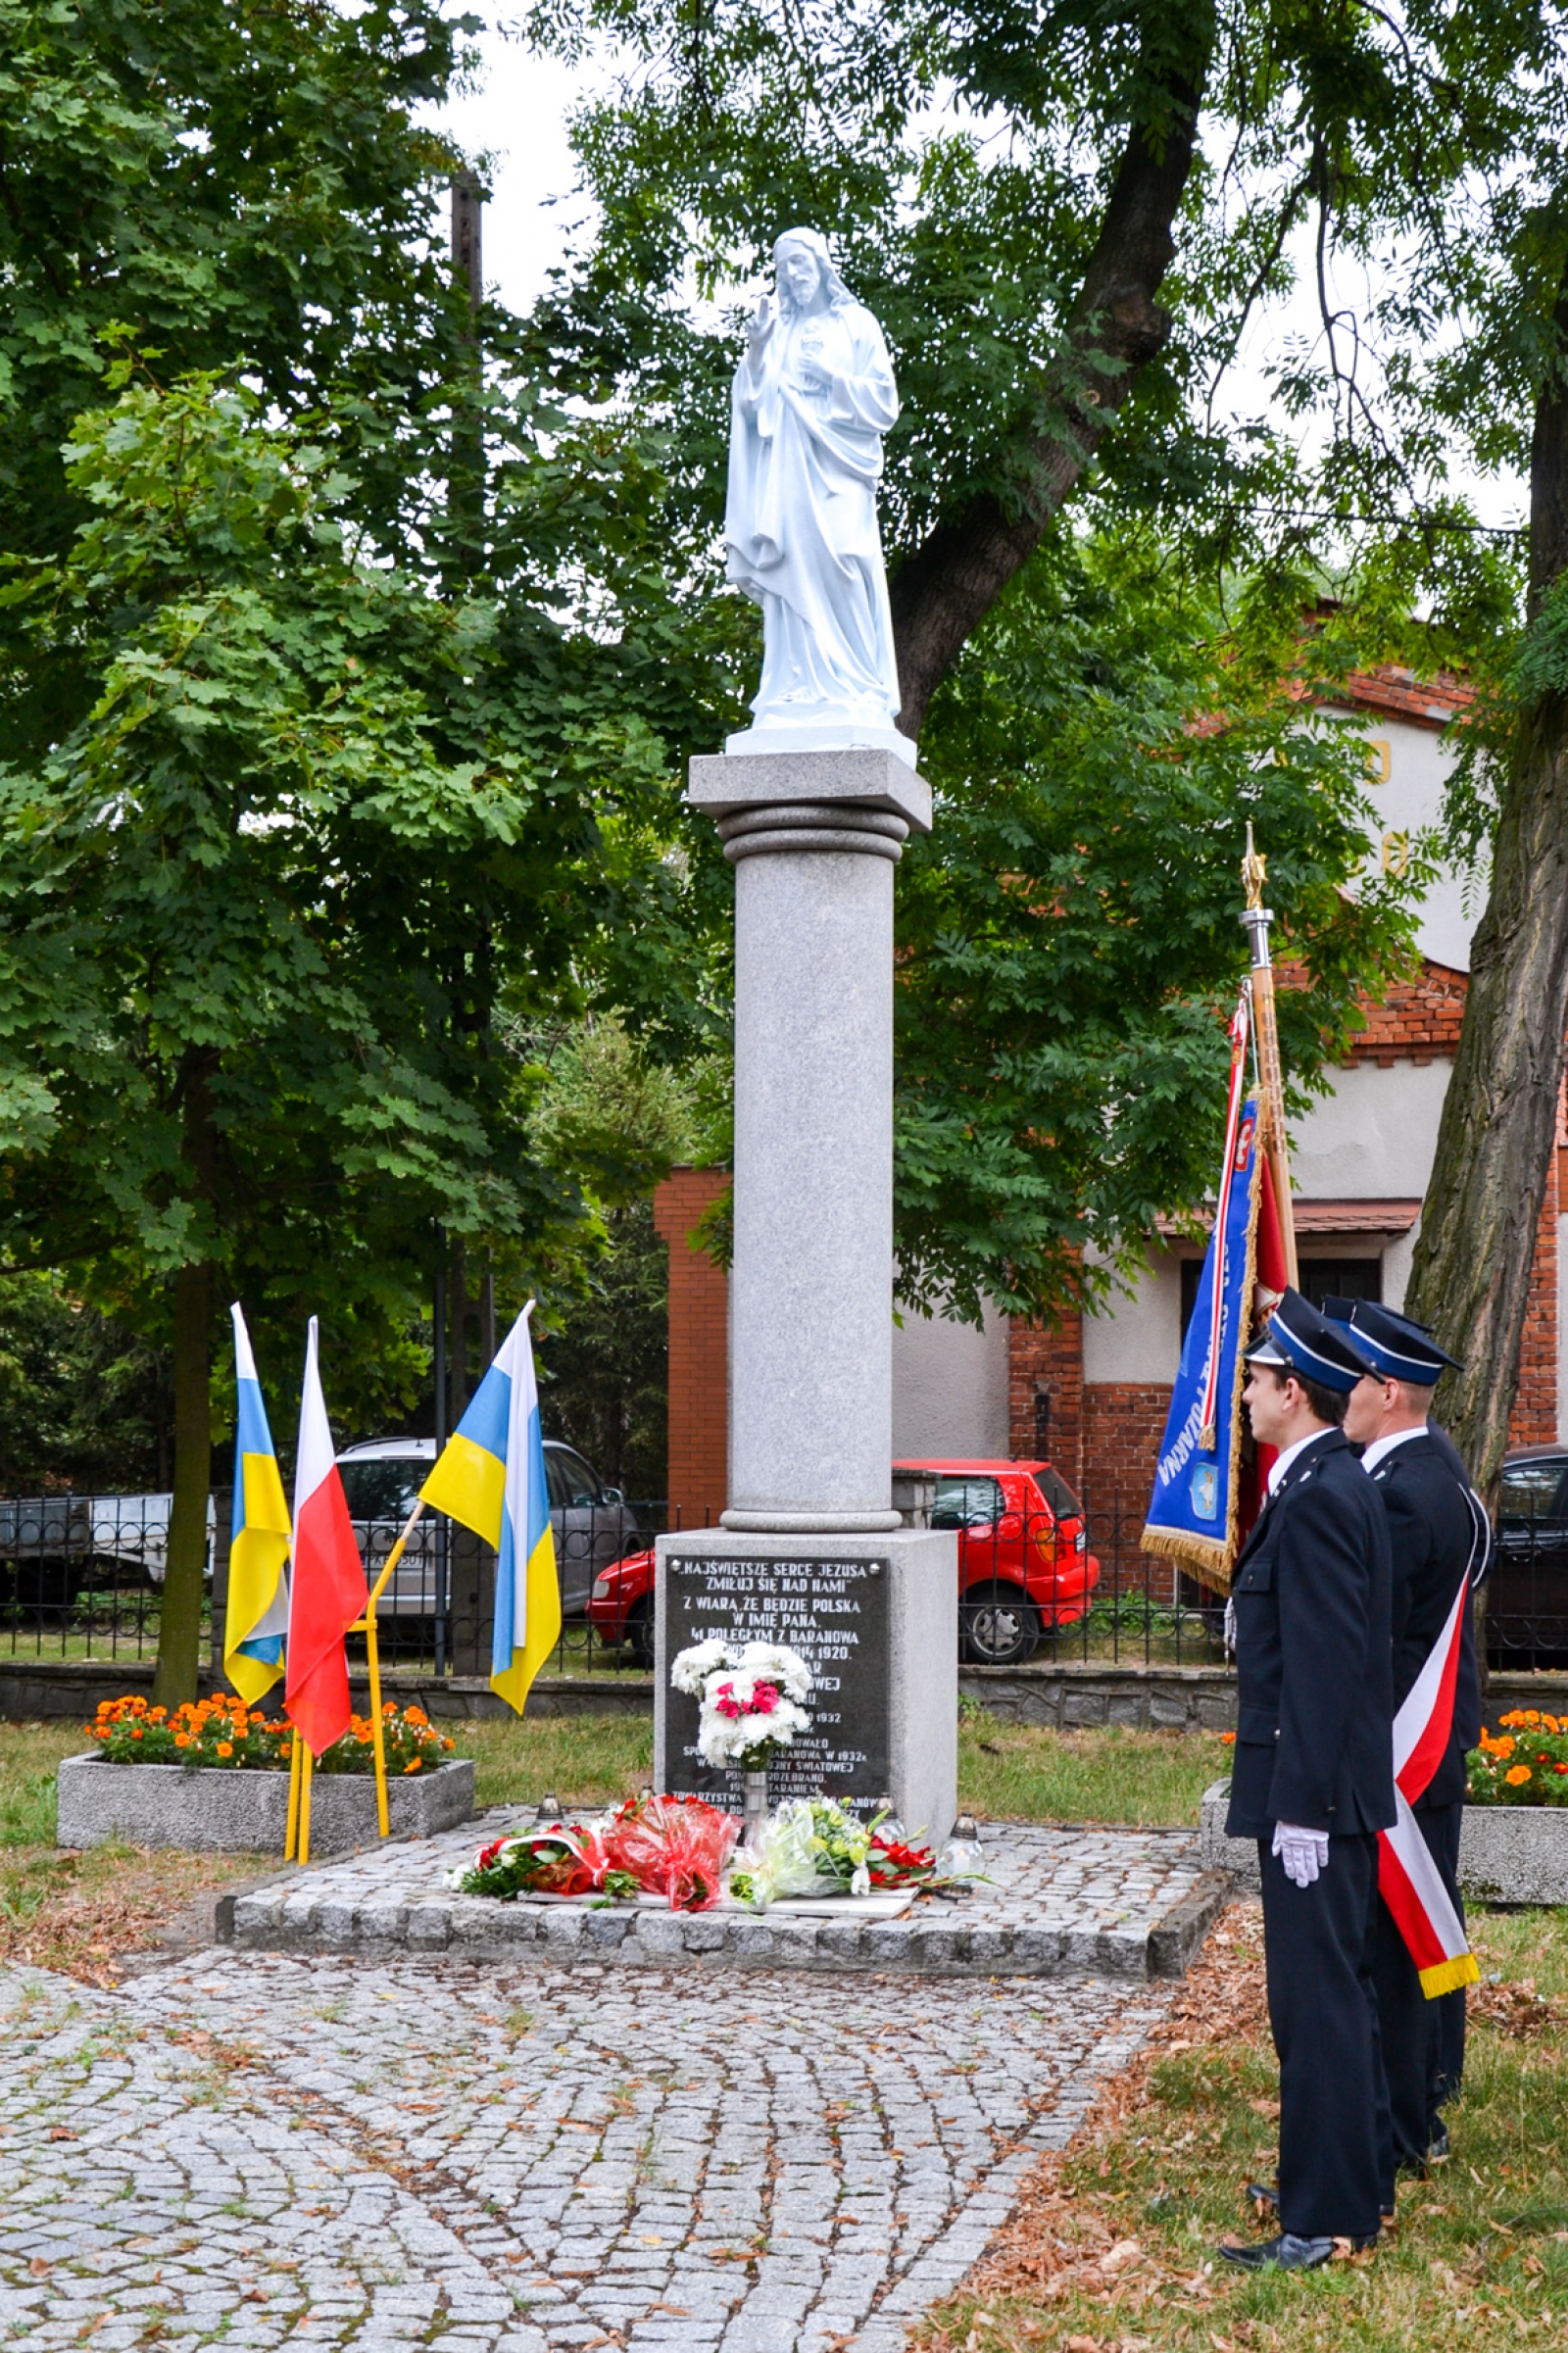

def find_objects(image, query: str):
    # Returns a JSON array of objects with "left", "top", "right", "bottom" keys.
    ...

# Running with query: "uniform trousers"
[
  {"left": 1259, "top": 1831, "right": 1384, "bottom": 2241},
  {"left": 1368, "top": 1799, "right": 1466, "bottom": 2179}
]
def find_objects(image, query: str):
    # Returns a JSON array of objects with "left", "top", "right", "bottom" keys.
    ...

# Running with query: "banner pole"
[
  {"left": 285, "top": 1727, "right": 302, "bottom": 1861},
  {"left": 299, "top": 1743, "right": 314, "bottom": 1867},
  {"left": 1240, "top": 825, "right": 1299, "bottom": 1292}
]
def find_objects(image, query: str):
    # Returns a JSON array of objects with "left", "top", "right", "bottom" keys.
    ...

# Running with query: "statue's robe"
[{"left": 726, "top": 298, "right": 902, "bottom": 728}]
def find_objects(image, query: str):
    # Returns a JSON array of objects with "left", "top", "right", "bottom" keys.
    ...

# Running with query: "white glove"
[
  {"left": 1223, "top": 1594, "right": 1237, "bottom": 1654},
  {"left": 1272, "top": 1822, "right": 1330, "bottom": 1888}
]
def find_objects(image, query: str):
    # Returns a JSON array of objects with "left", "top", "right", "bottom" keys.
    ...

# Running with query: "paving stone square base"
[
  {"left": 0, "top": 1941, "right": 1169, "bottom": 2351},
  {"left": 56, "top": 1750, "right": 475, "bottom": 1854},
  {"left": 1200, "top": 1776, "right": 1568, "bottom": 1902},
  {"left": 221, "top": 1810, "right": 1227, "bottom": 1980}
]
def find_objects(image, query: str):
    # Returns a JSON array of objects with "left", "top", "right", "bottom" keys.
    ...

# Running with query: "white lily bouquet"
[{"left": 669, "top": 1638, "right": 813, "bottom": 1770}]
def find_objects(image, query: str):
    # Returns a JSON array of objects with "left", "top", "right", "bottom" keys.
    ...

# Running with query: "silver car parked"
[{"left": 334, "top": 1437, "right": 650, "bottom": 1619}]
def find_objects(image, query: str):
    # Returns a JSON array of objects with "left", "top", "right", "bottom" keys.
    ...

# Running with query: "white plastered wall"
[
  {"left": 1081, "top": 1251, "right": 1185, "bottom": 1385},
  {"left": 891, "top": 1297, "right": 1010, "bottom": 1459},
  {"left": 1289, "top": 1058, "right": 1451, "bottom": 1201}
]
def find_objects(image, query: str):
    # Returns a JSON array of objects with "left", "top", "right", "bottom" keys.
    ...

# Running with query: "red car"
[{"left": 585, "top": 1457, "right": 1099, "bottom": 1669}]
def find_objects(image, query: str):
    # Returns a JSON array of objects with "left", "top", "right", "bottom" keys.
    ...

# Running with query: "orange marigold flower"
[
  {"left": 149, "top": 1706, "right": 167, "bottom": 1722},
  {"left": 405, "top": 1706, "right": 428, "bottom": 1726},
  {"left": 174, "top": 1733, "right": 192, "bottom": 1748},
  {"left": 216, "top": 1740, "right": 233, "bottom": 1757},
  {"left": 1219, "top": 1731, "right": 1237, "bottom": 1745},
  {"left": 1495, "top": 1737, "right": 1517, "bottom": 1758},
  {"left": 404, "top": 1758, "right": 422, "bottom": 1774},
  {"left": 1506, "top": 1765, "right": 1532, "bottom": 1786},
  {"left": 130, "top": 1727, "right": 143, "bottom": 1740}
]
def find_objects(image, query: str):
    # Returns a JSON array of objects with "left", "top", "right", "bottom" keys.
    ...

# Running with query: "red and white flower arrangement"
[{"left": 669, "top": 1638, "right": 813, "bottom": 1770}]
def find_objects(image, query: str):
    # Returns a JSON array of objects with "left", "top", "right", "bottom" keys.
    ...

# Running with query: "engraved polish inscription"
[{"left": 662, "top": 1554, "right": 890, "bottom": 1813}]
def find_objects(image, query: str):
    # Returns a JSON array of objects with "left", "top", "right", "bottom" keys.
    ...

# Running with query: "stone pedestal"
[
  {"left": 653, "top": 1526, "right": 957, "bottom": 1844},
  {"left": 654, "top": 746, "right": 958, "bottom": 1841}
]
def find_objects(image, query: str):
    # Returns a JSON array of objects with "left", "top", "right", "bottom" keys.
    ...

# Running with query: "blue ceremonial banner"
[{"left": 1141, "top": 1090, "right": 1264, "bottom": 1586}]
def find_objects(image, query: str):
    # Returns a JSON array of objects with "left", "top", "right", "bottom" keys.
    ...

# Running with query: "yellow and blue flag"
[
  {"left": 224, "top": 1302, "right": 292, "bottom": 1703},
  {"left": 419, "top": 1302, "right": 560, "bottom": 1713}
]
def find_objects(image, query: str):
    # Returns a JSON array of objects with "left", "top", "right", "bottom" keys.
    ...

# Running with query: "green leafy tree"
[
  {"left": 895, "top": 533, "right": 1430, "bottom": 1322},
  {"left": 0, "top": 364, "right": 643, "bottom": 1701}
]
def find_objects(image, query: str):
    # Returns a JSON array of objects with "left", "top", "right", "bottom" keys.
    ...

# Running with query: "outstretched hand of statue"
[{"left": 747, "top": 292, "right": 776, "bottom": 362}]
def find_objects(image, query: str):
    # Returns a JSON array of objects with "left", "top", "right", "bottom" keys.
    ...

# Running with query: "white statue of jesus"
[{"left": 724, "top": 227, "right": 909, "bottom": 763}]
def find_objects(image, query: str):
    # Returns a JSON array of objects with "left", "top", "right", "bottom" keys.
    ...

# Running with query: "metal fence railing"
[
  {"left": 9, "top": 1483, "right": 1559, "bottom": 1681},
  {"left": 0, "top": 1494, "right": 212, "bottom": 1664},
  {"left": 1483, "top": 1520, "right": 1568, "bottom": 1672}
]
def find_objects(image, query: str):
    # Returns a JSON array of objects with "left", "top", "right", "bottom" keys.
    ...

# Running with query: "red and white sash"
[{"left": 1375, "top": 1495, "right": 1487, "bottom": 1998}]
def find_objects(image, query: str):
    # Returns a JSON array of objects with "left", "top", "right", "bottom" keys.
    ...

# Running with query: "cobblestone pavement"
[
  {"left": 231, "top": 1817, "right": 1220, "bottom": 1979},
  {"left": 0, "top": 1944, "right": 1168, "bottom": 2351}
]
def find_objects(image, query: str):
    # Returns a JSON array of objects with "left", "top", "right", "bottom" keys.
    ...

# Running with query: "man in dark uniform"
[
  {"left": 1329, "top": 1297, "right": 1489, "bottom": 2187},
  {"left": 1220, "top": 1289, "right": 1396, "bottom": 2272}
]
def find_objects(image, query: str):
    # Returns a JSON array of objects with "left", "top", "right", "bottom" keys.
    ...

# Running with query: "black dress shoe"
[
  {"left": 1220, "top": 2233, "right": 1336, "bottom": 2271},
  {"left": 1430, "top": 2122, "right": 1450, "bottom": 2160},
  {"left": 1219, "top": 2229, "right": 1379, "bottom": 2271}
]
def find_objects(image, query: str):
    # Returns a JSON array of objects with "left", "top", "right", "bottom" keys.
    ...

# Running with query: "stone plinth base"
[
  {"left": 57, "top": 1752, "right": 474, "bottom": 1854},
  {"left": 1200, "top": 1777, "right": 1568, "bottom": 1905},
  {"left": 220, "top": 1811, "right": 1226, "bottom": 1980},
  {"left": 653, "top": 1525, "right": 958, "bottom": 1845}
]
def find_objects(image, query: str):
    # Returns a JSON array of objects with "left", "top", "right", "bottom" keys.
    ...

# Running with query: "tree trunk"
[
  {"left": 151, "top": 1257, "right": 214, "bottom": 1707},
  {"left": 890, "top": 47, "right": 1211, "bottom": 735},
  {"left": 1404, "top": 270, "right": 1568, "bottom": 1488}
]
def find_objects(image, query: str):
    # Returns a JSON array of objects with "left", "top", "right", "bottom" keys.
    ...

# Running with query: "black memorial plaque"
[{"left": 662, "top": 1553, "right": 890, "bottom": 1815}]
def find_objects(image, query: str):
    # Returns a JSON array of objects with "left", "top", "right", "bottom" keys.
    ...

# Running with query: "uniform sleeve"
[
  {"left": 1268, "top": 1476, "right": 1378, "bottom": 1831},
  {"left": 1380, "top": 1476, "right": 1434, "bottom": 1706}
]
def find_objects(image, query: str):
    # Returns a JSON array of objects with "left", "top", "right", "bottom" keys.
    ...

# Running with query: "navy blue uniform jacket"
[
  {"left": 1226, "top": 1427, "right": 1396, "bottom": 1840},
  {"left": 1366, "top": 1427, "right": 1485, "bottom": 1811}
]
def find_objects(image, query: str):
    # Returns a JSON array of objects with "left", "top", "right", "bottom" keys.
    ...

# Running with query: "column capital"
[{"left": 687, "top": 747, "right": 931, "bottom": 835}]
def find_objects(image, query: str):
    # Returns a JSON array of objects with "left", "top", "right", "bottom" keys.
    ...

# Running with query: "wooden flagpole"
[{"left": 1240, "top": 825, "right": 1299, "bottom": 1292}]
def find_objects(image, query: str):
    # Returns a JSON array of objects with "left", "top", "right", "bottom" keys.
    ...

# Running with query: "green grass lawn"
[
  {"left": 0, "top": 1705, "right": 1231, "bottom": 1846},
  {"left": 920, "top": 1901, "right": 1568, "bottom": 2353}
]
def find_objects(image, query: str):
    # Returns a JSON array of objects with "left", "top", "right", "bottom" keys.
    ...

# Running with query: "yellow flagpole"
[
  {"left": 365, "top": 1609, "right": 390, "bottom": 1838},
  {"left": 284, "top": 1727, "right": 302, "bottom": 1861},
  {"left": 1240, "top": 825, "right": 1299, "bottom": 1293},
  {"left": 346, "top": 1498, "right": 424, "bottom": 1841},
  {"left": 299, "top": 1743, "right": 314, "bottom": 1866}
]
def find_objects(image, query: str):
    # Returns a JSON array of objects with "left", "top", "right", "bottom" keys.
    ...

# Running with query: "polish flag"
[{"left": 284, "top": 1317, "right": 368, "bottom": 1756}]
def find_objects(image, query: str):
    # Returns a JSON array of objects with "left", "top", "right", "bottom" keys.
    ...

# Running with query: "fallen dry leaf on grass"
[
  {"left": 1469, "top": 1975, "right": 1566, "bottom": 2037},
  {"left": 0, "top": 1847, "right": 260, "bottom": 1985}
]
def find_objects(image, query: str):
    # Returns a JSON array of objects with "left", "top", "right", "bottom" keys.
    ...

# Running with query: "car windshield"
[{"left": 337, "top": 1460, "right": 423, "bottom": 1521}]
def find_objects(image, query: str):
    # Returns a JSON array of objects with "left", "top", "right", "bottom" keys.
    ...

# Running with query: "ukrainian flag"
[
  {"left": 224, "top": 1302, "right": 291, "bottom": 1702},
  {"left": 419, "top": 1302, "right": 560, "bottom": 1713}
]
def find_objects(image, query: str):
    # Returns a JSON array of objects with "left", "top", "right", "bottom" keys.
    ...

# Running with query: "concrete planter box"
[
  {"left": 1200, "top": 1778, "right": 1568, "bottom": 1905},
  {"left": 56, "top": 1752, "right": 474, "bottom": 1855}
]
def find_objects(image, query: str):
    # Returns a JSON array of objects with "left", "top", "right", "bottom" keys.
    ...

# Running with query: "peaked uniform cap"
[
  {"left": 1322, "top": 1296, "right": 1462, "bottom": 1384},
  {"left": 1244, "top": 1286, "right": 1377, "bottom": 1394}
]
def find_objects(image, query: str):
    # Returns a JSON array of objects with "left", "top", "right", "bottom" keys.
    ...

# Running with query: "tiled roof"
[
  {"left": 1331, "top": 666, "right": 1476, "bottom": 730},
  {"left": 1157, "top": 1198, "right": 1422, "bottom": 1238}
]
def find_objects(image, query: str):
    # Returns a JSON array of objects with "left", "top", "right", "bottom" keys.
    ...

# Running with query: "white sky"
[{"left": 426, "top": 25, "right": 1526, "bottom": 537}]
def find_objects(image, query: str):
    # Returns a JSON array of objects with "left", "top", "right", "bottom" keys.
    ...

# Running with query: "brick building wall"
[
  {"left": 1006, "top": 1310, "right": 1084, "bottom": 1488},
  {"left": 652, "top": 1169, "right": 730, "bottom": 1529}
]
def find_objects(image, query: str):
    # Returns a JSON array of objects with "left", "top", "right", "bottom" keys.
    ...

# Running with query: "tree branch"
[{"left": 888, "top": 51, "right": 1211, "bottom": 737}]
